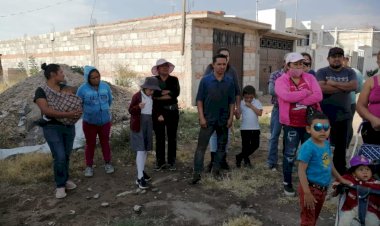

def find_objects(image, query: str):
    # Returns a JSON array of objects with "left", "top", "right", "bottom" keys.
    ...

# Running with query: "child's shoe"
[
  {"left": 283, "top": 183, "right": 295, "bottom": 197},
  {"left": 65, "top": 180, "right": 77, "bottom": 190},
  {"left": 136, "top": 177, "right": 149, "bottom": 189},
  {"left": 104, "top": 164, "right": 114, "bottom": 174},
  {"left": 143, "top": 171, "right": 151, "bottom": 181},
  {"left": 84, "top": 166, "right": 94, "bottom": 177}
]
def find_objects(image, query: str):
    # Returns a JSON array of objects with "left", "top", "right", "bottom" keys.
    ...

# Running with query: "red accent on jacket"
[{"left": 128, "top": 91, "right": 142, "bottom": 132}]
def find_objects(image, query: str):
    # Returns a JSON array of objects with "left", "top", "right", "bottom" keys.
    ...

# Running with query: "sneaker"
[
  {"left": 136, "top": 177, "right": 149, "bottom": 189},
  {"left": 65, "top": 180, "right": 77, "bottom": 190},
  {"left": 104, "top": 164, "right": 114, "bottom": 174},
  {"left": 271, "top": 167, "right": 278, "bottom": 172},
  {"left": 168, "top": 163, "right": 177, "bottom": 171},
  {"left": 84, "top": 166, "right": 94, "bottom": 177},
  {"left": 284, "top": 184, "right": 295, "bottom": 197},
  {"left": 55, "top": 187, "right": 67, "bottom": 199},
  {"left": 143, "top": 171, "right": 151, "bottom": 181},
  {"left": 190, "top": 173, "right": 201, "bottom": 185},
  {"left": 154, "top": 164, "right": 167, "bottom": 172}
]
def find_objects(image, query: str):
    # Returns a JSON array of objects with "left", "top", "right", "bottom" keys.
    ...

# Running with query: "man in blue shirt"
[{"left": 191, "top": 54, "right": 235, "bottom": 184}]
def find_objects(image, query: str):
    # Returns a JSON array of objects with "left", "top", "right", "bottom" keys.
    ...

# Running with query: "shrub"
[
  {"left": 28, "top": 56, "right": 39, "bottom": 76},
  {"left": 114, "top": 64, "right": 139, "bottom": 88},
  {"left": 70, "top": 65, "right": 84, "bottom": 75}
]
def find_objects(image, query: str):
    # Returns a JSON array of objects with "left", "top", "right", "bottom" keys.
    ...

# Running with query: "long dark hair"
[{"left": 41, "top": 63, "right": 60, "bottom": 79}]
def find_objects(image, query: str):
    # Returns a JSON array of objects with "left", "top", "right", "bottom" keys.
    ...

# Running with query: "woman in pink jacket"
[{"left": 275, "top": 52, "right": 323, "bottom": 197}]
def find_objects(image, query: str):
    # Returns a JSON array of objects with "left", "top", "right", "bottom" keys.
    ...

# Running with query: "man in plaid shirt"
[{"left": 267, "top": 57, "right": 287, "bottom": 171}]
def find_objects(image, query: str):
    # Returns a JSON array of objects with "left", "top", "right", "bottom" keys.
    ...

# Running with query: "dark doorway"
[{"left": 213, "top": 29, "right": 244, "bottom": 92}]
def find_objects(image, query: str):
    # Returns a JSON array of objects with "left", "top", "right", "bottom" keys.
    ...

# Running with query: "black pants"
[
  {"left": 153, "top": 109, "right": 179, "bottom": 166},
  {"left": 347, "top": 103, "right": 356, "bottom": 148},
  {"left": 330, "top": 119, "right": 350, "bottom": 175},
  {"left": 361, "top": 121, "right": 380, "bottom": 145},
  {"left": 237, "top": 130, "right": 260, "bottom": 161}
]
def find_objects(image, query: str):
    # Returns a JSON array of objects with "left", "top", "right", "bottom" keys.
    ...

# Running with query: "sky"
[{"left": 0, "top": 0, "right": 379, "bottom": 41}]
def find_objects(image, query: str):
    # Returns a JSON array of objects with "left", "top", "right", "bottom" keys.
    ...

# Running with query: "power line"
[{"left": 0, "top": 0, "right": 74, "bottom": 18}]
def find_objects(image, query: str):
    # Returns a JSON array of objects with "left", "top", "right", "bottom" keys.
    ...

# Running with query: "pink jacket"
[{"left": 275, "top": 72, "right": 322, "bottom": 125}]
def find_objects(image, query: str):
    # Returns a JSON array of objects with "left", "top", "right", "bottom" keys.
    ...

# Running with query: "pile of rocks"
[{"left": 0, "top": 65, "right": 132, "bottom": 148}]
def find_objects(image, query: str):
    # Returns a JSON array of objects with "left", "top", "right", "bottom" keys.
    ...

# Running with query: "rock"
[
  {"left": 69, "top": 210, "right": 75, "bottom": 215},
  {"left": 86, "top": 196, "right": 91, "bottom": 200},
  {"left": 87, "top": 187, "right": 93, "bottom": 192},
  {"left": 116, "top": 190, "right": 134, "bottom": 197},
  {"left": 0, "top": 64, "right": 132, "bottom": 148},
  {"left": 151, "top": 188, "right": 159, "bottom": 192},
  {"left": 133, "top": 205, "right": 142, "bottom": 213},
  {"left": 93, "top": 193, "right": 99, "bottom": 199},
  {"left": 140, "top": 189, "right": 147, "bottom": 194},
  {"left": 47, "top": 222, "right": 55, "bottom": 226},
  {"left": 101, "top": 202, "right": 109, "bottom": 207},
  {"left": 135, "top": 188, "right": 141, "bottom": 194}
]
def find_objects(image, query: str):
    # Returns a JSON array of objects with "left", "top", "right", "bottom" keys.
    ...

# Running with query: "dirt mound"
[{"left": 0, "top": 65, "right": 132, "bottom": 148}]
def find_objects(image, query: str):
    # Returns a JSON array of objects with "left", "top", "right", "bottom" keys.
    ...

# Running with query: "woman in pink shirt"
[
  {"left": 356, "top": 67, "right": 380, "bottom": 145},
  {"left": 275, "top": 52, "right": 323, "bottom": 197}
]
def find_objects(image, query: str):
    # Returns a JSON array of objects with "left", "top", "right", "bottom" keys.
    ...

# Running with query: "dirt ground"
[{"left": 0, "top": 95, "right": 363, "bottom": 226}]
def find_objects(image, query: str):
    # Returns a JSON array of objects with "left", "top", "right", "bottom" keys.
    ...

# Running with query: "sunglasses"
[
  {"left": 303, "top": 62, "right": 311, "bottom": 67},
  {"left": 313, "top": 123, "right": 330, "bottom": 132}
]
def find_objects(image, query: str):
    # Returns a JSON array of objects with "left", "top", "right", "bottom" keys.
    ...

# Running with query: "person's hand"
[
  {"left": 245, "top": 101, "right": 253, "bottom": 108},
  {"left": 199, "top": 117, "right": 207, "bottom": 128},
  {"left": 327, "top": 80, "right": 336, "bottom": 86},
  {"left": 139, "top": 102, "right": 146, "bottom": 109},
  {"left": 158, "top": 115, "right": 164, "bottom": 122},
  {"left": 304, "top": 90, "right": 312, "bottom": 96},
  {"left": 340, "top": 178, "right": 353, "bottom": 186},
  {"left": 370, "top": 117, "right": 380, "bottom": 131},
  {"left": 161, "top": 90, "right": 170, "bottom": 95},
  {"left": 68, "top": 110, "right": 82, "bottom": 119},
  {"left": 304, "top": 192, "right": 317, "bottom": 210},
  {"left": 234, "top": 108, "right": 241, "bottom": 120}
]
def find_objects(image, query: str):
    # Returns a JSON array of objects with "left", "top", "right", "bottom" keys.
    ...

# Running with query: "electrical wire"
[{"left": 0, "top": 0, "right": 74, "bottom": 18}]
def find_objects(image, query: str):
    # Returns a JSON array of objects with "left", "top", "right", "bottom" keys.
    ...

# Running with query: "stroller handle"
[{"left": 337, "top": 184, "right": 380, "bottom": 196}]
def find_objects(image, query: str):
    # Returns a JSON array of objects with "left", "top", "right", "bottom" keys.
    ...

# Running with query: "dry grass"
[
  {"left": 202, "top": 163, "right": 276, "bottom": 198},
  {"left": 222, "top": 215, "right": 263, "bottom": 226},
  {"left": 0, "top": 152, "right": 53, "bottom": 184}
]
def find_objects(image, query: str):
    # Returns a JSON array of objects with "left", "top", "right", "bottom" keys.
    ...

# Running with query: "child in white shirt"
[{"left": 236, "top": 85, "right": 263, "bottom": 168}]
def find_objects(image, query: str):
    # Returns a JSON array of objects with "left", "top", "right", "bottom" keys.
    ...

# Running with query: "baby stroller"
[
  {"left": 335, "top": 184, "right": 380, "bottom": 226},
  {"left": 334, "top": 123, "right": 380, "bottom": 226},
  {"left": 351, "top": 123, "right": 380, "bottom": 178}
]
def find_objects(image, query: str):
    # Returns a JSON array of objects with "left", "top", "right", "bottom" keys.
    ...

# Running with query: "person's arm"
[
  {"left": 128, "top": 93, "right": 141, "bottom": 115},
  {"left": 298, "top": 162, "right": 316, "bottom": 210},
  {"left": 246, "top": 100, "right": 263, "bottom": 116},
  {"left": 318, "top": 80, "right": 341, "bottom": 94},
  {"left": 35, "top": 98, "right": 80, "bottom": 119},
  {"left": 268, "top": 71, "right": 281, "bottom": 96},
  {"left": 275, "top": 76, "right": 309, "bottom": 103},
  {"left": 326, "top": 79, "right": 357, "bottom": 92},
  {"left": 107, "top": 84, "right": 113, "bottom": 106},
  {"left": 331, "top": 164, "right": 352, "bottom": 185},
  {"left": 298, "top": 76, "right": 323, "bottom": 106},
  {"left": 355, "top": 70, "right": 364, "bottom": 93},
  {"left": 356, "top": 78, "right": 380, "bottom": 130},
  {"left": 197, "top": 100, "right": 207, "bottom": 128}
]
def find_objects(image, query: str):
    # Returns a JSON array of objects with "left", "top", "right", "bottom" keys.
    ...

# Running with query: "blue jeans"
[
  {"left": 193, "top": 123, "right": 228, "bottom": 173},
  {"left": 283, "top": 126, "right": 309, "bottom": 186},
  {"left": 209, "top": 129, "right": 230, "bottom": 152},
  {"left": 267, "top": 105, "right": 282, "bottom": 167},
  {"left": 43, "top": 124, "right": 75, "bottom": 188}
]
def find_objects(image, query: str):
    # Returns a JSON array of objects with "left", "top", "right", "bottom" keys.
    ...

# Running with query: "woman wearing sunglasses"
[
  {"left": 301, "top": 52, "right": 316, "bottom": 76},
  {"left": 275, "top": 52, "right": 323, "bottom": 197}
]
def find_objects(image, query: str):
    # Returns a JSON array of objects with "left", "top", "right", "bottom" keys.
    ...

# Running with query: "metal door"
[
  {"left": 259, "top": 37, "right": 293, "bottom": 94},
  {"left": 213, "top": 29, "right": 244, "bottom": 91}
]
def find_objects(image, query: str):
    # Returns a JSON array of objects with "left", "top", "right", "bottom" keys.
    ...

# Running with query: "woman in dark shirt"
[{"left": 34, "top": 63, "right": 82, "bottom": 199}]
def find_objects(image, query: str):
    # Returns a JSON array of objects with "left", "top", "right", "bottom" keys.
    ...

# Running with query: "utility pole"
[
  {"left": 256, "top": 0, "right": 259, "bottom": 21},
  {"left": 181, "top": 0, "right": 186, "bottom": 55}
]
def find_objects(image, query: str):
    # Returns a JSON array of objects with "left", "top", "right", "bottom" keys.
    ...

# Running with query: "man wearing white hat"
[{"left": 151, "top": 59, "right": 180, "bottom": 171}]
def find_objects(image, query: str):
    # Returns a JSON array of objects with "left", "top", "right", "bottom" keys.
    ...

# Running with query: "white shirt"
[
  {"left": 141, "top": 90, "right": 153, "bottom": 115},
  {"left": 240, "top": 98, "right": 263, "bottom": 130}
]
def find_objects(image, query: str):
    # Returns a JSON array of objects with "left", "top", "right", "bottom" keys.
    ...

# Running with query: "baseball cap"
[
  {"left": 285, "top": 52, "right": 304, "bottom": 64},
  {"left": 348, "top": 155, "right": 371, "bottom": 172},
  {"left": 328, "top": 47, "right": 344, "bottom": 57}
]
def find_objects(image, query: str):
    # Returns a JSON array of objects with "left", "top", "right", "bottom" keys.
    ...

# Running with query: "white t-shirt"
[
  {"left": 240, "top": 98, "right": 262, "bottom": 130},
  {"left": 141, "top": 90, "right": 153, "bottom": 115}
]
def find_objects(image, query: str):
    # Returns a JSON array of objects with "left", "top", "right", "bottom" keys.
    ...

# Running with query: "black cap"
[{"left": 328, "top": 47, "right": 344, "bottom": 57}]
